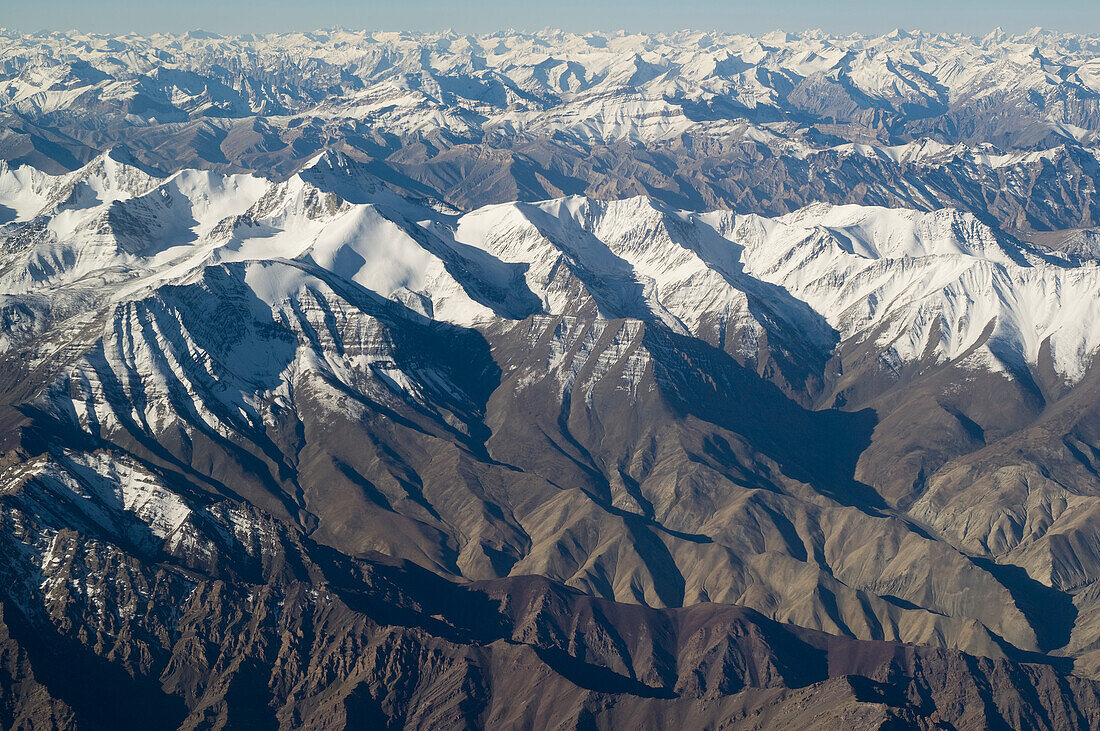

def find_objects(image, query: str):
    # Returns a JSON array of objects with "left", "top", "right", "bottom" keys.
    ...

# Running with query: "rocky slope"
[{"left": 3, "top": 150, "right": 1100, "bottom": 726}]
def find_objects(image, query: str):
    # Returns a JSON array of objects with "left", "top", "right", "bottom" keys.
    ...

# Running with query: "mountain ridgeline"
[{"left": 3, "top": 27, "right": 1100, "bottom": 730}]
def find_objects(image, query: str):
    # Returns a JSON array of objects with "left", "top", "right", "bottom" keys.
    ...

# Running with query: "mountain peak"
[{"left": 5, "top": 25, "right": 1100, "bottom": 729}]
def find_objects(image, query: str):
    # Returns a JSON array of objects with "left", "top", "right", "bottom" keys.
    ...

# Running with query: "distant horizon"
[
  {"left": 3, "top": 0, "right": 1099, "bottom": 38},
  {"left": 2, "top": 24, "right": 1097, "bottom": 40}
]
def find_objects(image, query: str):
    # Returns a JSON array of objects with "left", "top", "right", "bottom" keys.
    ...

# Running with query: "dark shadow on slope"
[
  {"left": 622, "top": 518, "right": 687, "bottom": 608},
  {"left": 106, "top": 188, "right": 199, "bottom": 257},
  {"left": 221, "top": 659, "right": 280, "bottom": 730},
  {"left": 94, "top": 268, "right": 307, "bottom": 519},
  {"left": 284, "top": 258, "right": 504, "bottom": 457},
  {"left": 532, "top": 646, "right": 678, "bottom": 698},
  {"left": 518, "top": 203, "right": 665, "bottom": 321},
  {"left": 310, "top": 547, "right": 885, "bottom": 699},
  {"left": 513, "top": 142, "right": 593, "bottom": 198},
  {"left": 0, "top": 598, "right": 188, "bottom": 730},
  {"left": 541, "top": 395, "right": 713, "bottom": 545},
  {"left": 2, "top": 114, "right": 99, "bottom": 172},
  {"left": 673, "top": 94, "right": 785, "bottom": 125},
  {"left": 309, "top": 545, "right": 682, "bottom": 698},
  {"left": 103, "top": 144, "right": 170, "bottom": 178},
  {"left": 363, "top": 158, "right": 442, "bottom": 198},
  {"left": 643, "top": 326, "right": 884, "bottom": 511},
  {"left": 970, "top": 556, "right": 1078, "bottom": 656},
  {"left": 341, "top": 683, "right": 392, "bottom": 729},
  {"left": 657, "top": 204, "right": 840, "bottom": 400},
  {"left": 379, "top": 211, "right": 545, "bottom": 321}
]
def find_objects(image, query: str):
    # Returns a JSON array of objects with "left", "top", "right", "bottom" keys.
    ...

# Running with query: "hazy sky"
[{"left": 4, "top": 0, "right": 1100, "bottom": 36}]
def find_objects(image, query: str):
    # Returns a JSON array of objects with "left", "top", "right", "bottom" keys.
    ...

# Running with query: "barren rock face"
[{"left": 4, "top": 27, "right": 1100, "bottom": 729}]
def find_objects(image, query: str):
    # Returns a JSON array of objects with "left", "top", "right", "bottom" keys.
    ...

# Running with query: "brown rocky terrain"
[{"left": 4, "top": 26, "right": 1100, "bottom": 729}]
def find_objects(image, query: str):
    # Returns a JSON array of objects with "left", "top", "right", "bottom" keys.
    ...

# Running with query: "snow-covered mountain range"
[
  {"left": 6, "top": 28, "right": 1100, "bottom": 729},
  {"left": 3, "top": 26, "right": 1100, "bottom": 144},
  {"left": 4, "top": 28, "right": 1100, "bottom": 238},
  {"left": 4, "top": 150, "right": 1097, "bottom": 394}
]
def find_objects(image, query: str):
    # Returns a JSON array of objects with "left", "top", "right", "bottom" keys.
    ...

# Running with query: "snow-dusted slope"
[
  {"left": 0, "top": 151, "right": 502, "bottom": 323},
  {"left": 721, "top": 204, "right": 1100, "bottom": 382},
  {"left": 4, "top": 153, "right": 1100, "bottom": 391},
  {"left": 2, "top": 27, "right": 1100, "bottom": 146},
  {"left": 453, "top": 195, "right": 1100, "bottom": 384},
  {"left": 6, "top": 29, "right": 1100, "bottom": 238}
]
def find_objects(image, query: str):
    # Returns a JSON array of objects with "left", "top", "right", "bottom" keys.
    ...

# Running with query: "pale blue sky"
[{"left": 4, "top": 0, "right": 1099, "bottom": 36}]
